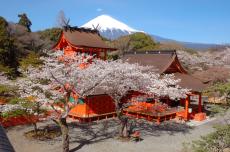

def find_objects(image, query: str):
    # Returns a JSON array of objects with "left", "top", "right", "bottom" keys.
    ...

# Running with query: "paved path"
[{"left": 6, "top": 115, "right": 225, "bottom": 152}]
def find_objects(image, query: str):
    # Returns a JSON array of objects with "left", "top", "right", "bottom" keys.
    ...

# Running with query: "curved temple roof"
[
  {"left": 53, "top": 28, "right": 116, "bottom": 50},
  {"left": 122, "top": 50, "right": 188, "bottom": 74},
  {"left": 122, "top": 50, "right": 206, "bottom": 92},
  {"left": 63, "top": 30, "right": 108, "bottom": 48},
  {"left": 173, "top": 73, "right": 207, "bottom": 92}
]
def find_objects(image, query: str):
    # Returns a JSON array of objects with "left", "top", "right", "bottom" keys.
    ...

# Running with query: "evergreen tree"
[
  {"left": 0, "top": 16, "right": 19, "bottom": 77},
  {"left": 39, "top": 27, "right": 62, "bottom": 42},
  {"left": 18, "top": 13, "right": 32, "bottom": 32},
  {"left": 129, "top": 32, "right": 157, "bottom": 50}
]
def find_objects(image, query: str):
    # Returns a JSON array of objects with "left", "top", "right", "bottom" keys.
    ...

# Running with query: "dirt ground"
[{"left": 6, "top": 116, "right": 223, "bottom": 152}]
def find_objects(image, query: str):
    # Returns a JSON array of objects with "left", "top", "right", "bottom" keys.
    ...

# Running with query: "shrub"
[
  {"left": 19, "top": 52, "right": 43, "bottom": 70},
  {"left": 0, "top": 84, "right": 16, "bottom": 98},
  {"left": 1, "top": 108, "right": 26, "bottom": 119},
  {"left": 38, "top": 27, "right": 62, "bottom": 43},
  {"left": 0, "top": 16, "right": 19, "bottom": 77},
  {"left": 203, "top": 82, "right": 230, "bottom": 99},
  {"left": 8, "top": 97, "right": 26, "bottom": 105},
  {"left": 191, "top": 125, "right": 230, "bottom": 152},
  {"left": 208, "top": 104, "right": 228, "bottom": 117},
  {"left": 0, "top": 84, "right": 11, "bottom": 95},
  {"left": 129, "top": 32, "right": 157, "bottom": 50}
]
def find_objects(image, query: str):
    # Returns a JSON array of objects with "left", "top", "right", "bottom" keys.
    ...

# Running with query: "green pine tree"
[
  {"left": 18, "top": 13, "right": 32, "bottom": 32},
  {"left": 129, "top": 32, "right": 157, "bottom": 50},
  {"left": 0, "top": 16, "right": 19, "bottom": 78}
]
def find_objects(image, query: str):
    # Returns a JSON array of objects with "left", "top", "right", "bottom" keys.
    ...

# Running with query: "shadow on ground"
[
  {"left": 68, "top": 120, "right": 118, "bottom": 152},
  {"left": 67, "top": 118, "right": 193, "bottom": 152}
]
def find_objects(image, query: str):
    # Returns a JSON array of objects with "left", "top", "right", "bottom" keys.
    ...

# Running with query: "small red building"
[
  {"left": 122, "top": 50, "right": 206, "bottom": 121},
  {"left": 53, "top": 27, "right": 116, "bottom": 60},
  {"left": 53, "top": 27, "right": 117, "bottom": 122}
]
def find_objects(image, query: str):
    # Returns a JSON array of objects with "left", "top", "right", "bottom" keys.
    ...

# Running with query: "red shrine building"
[
  {"left": 53, "top": 28, "right": 207, "bottom": 123},
  {"left": 53, "top": 27, "right": 117, "bottom": 122},
  {"left": 122, "top": 51, "right": 206, "bottom": 122},
  {"left": 53, "top": 27, "right": 116, "bottom": 60}
]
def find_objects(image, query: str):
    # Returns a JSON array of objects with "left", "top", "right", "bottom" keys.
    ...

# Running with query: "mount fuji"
[
  {"left": 81, "top": 14, "right": 222, "bottom": 49},
  {"left": 81, "top": 15, "right": 142, "bottom": 40}
]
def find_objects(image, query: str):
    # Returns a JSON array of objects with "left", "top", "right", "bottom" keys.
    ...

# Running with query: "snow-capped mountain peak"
[
  {"left": 81, "top": 14, "right": 141, "bottom": 39},
  {"left": 81, "top": 14, "right": 138, "bottom": 32}
]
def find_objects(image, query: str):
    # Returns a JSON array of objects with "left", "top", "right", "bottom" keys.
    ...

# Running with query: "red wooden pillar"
[
  {"left": 98, "top": 48, "right": 102, "bottom": 59},
  {"left": 157, "top": 117, "right": 160, "bottom": 125},
  {"left": 88, "top": 48, "right": 92, "bottom": 63},
  {"left": 198, "top": 93, "right": 202, "bottom": 113},
  {"left": 180, "top": 99, "right": 183, "bottom": 106},
  {"left": 95, "top": 51, "right": 99, "bottom": 58},
  {"left": 86, "top": 98, "right": 89, "bottom": 117},
  {"left": 104, "top": 49, "right": 107, "bottom": 60},
  {"left": 166, "top": 98, "right": 169, "bottom": 106},
  {"left": 185, "top": 95, "right": 190, "bottom": 121},
  {"left": 89, "top": 48, "right": 92, "bottom": 56}
]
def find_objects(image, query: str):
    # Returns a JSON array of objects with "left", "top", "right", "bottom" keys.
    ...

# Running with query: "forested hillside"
[{"left": 0, "top": 14, "right": 62, "bottom": 77}]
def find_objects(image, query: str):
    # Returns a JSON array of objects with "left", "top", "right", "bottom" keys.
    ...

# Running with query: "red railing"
[{"left": 0, "top": 115, "right": 39, "bottom": 128}]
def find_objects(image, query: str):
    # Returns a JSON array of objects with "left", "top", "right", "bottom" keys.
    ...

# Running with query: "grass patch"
[
  {"left": 205, "top": 104, "right": 229, "bottom": 117},
  {"left": 182, "top": 125, "right": 230, "bottom": 152},
  {"left": 24, "top": 126, "right": 61, "bottom": 141}
]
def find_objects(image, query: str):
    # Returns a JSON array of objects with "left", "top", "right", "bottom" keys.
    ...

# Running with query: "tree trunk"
[
  {"left": 59, "top": 118, "right": 69, "bottom": 152},
  {"left": 115, "top": 102, "right": 129, "bottom": 138},
  {"left": 120, "top": 116, "right": 128, "bottom": 137},
  {"left": 33, "top": 123, "right": 38, "bottom": 135}
]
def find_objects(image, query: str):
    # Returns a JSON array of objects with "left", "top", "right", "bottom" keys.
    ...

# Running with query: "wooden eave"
[
  {"left": 52, "top": 31, "right": 117, "bottom": 51},
  {"left": 161, "top": 54, "right": 188, "bottom": 74}
]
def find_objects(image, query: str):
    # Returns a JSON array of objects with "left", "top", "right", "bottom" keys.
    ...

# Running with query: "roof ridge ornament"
[
  {"left": 124, "top": 50, "right": 177, "bottom": 55},
  {"left": 63, "top": 25, "right": 100, "bottom": 34}
]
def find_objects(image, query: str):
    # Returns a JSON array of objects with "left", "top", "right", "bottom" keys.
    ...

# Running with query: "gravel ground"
[{"left": 6, "top": 116, "right": 224, "bottom": 152}]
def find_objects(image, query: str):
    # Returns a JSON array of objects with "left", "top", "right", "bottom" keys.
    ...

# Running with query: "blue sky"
[{"left": 0, "top": 0, "right": 229, "bottom": 44}]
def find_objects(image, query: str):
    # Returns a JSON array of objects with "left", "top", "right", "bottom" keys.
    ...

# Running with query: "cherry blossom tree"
[
  {"left": 93, "top": 61, "right": 189, "bottom": 137},
  {"left": 1, "top": 50, "right": 189, "bottom": 151},
  {"left": 0, "top": 72, "right": 48, "bottom": 133},
  {"left": 1, "top": 51, "right": 115, "bottom": 152},
  {"left": 177, "top": 47, "right": 230, "bottom": 72},
  {"left": 2, "top": 52, "right": 108, "bottom": 152},
  {"left": 18, "top": 51, "right": 97, "bottom": 152},
  {"left": 0, "top": 52, "right": 93, "bottom": 152}
]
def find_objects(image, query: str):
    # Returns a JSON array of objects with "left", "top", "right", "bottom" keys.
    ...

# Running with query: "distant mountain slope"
[
  {"left": 81, "top": 14, "right": 223, "bottom": 50},
  {"left": 151, "top": 34, "right": 221, "bottom": 50},
  {"left": 106, "top": 32, "right": 158, "bottom": 52},
  {"left": 180, "top": 42, "right": 221, "bottom": 50}
]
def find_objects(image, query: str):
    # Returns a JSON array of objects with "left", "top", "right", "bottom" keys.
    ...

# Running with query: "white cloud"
[{"left": 96, "top": 8, "right": 103, "bottom": 12}]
